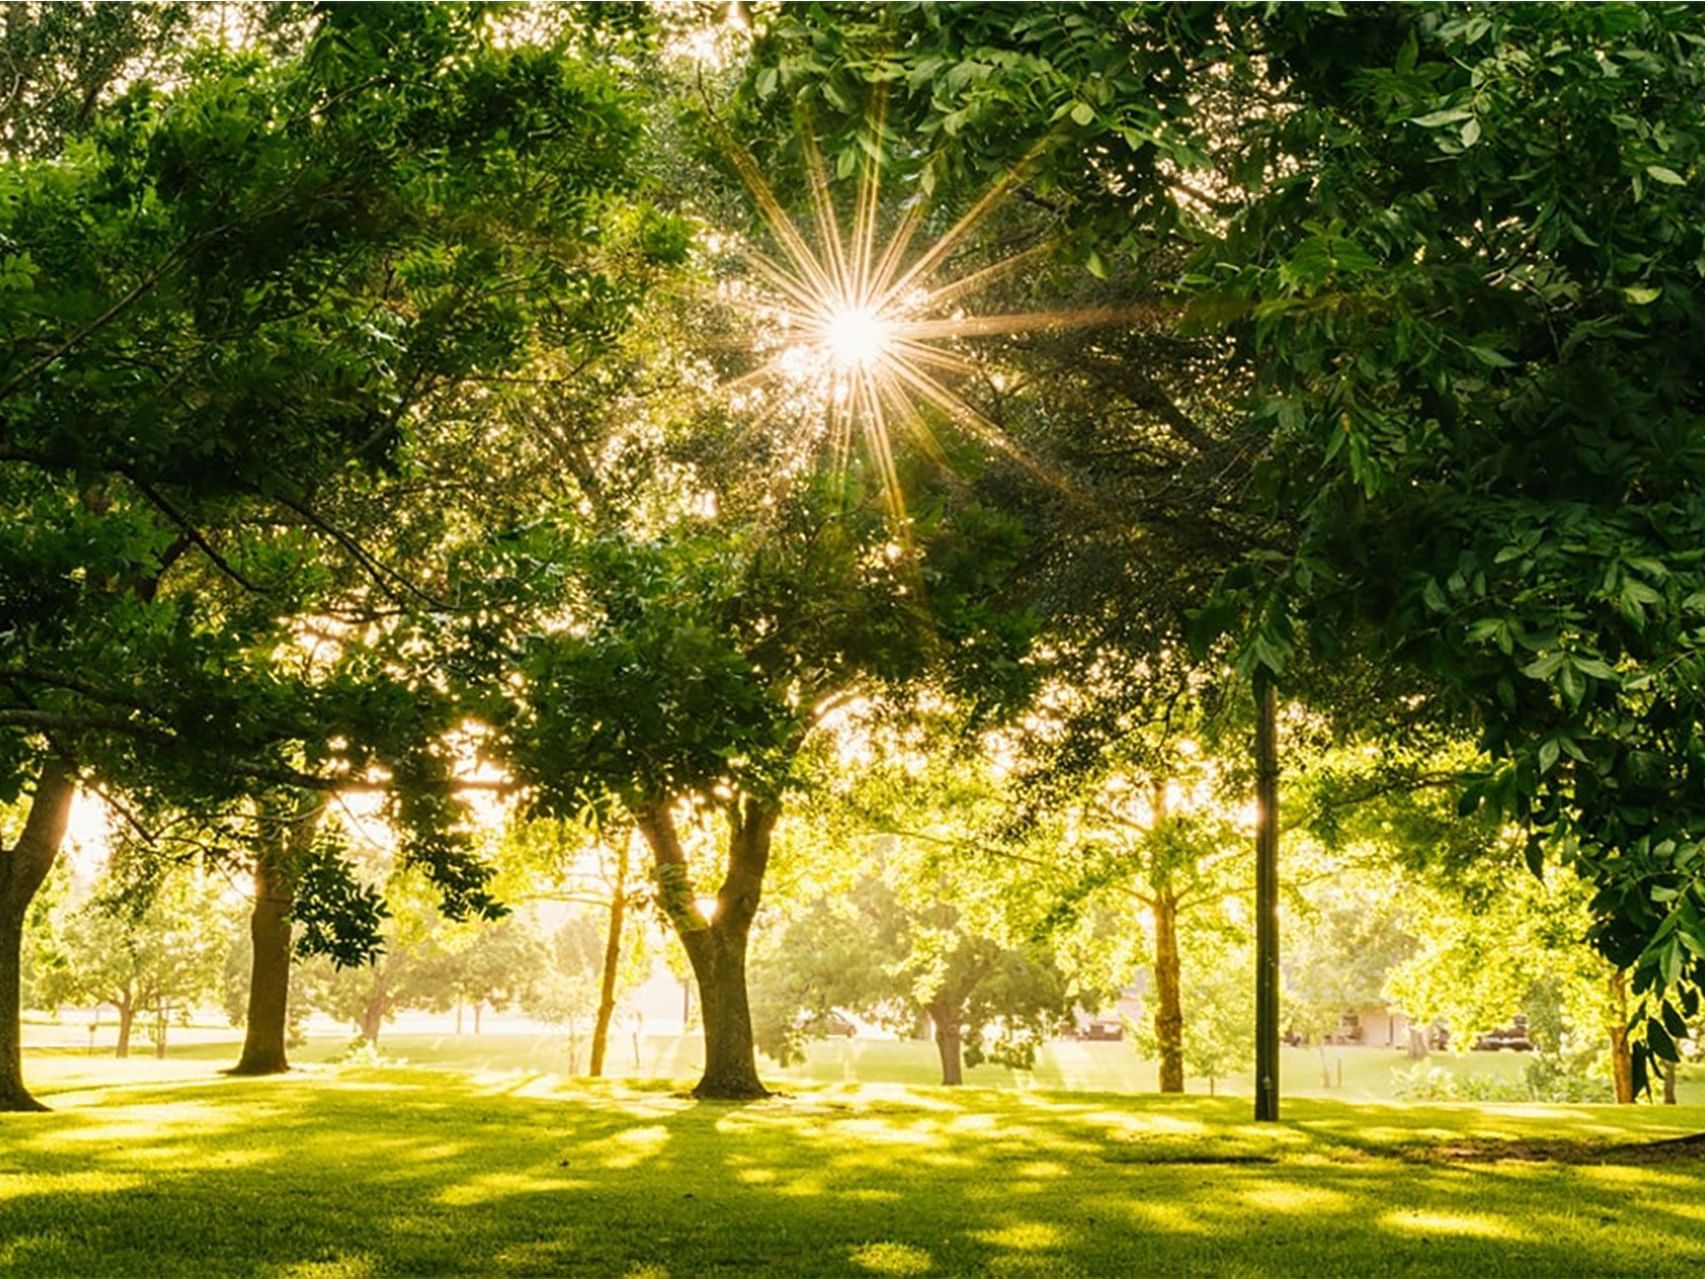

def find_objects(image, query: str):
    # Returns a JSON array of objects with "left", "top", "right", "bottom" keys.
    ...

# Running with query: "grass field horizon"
[
  {"left": 22, "top": 1016, "right": 1705, "bottom": 1105},
  {"left": 5, "top": 1059, "right": 1705, "bottom": 1277}
]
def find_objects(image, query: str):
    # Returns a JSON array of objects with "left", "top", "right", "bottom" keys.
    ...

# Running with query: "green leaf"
[
  {"left": 1538, "top": 738, "right": 1560, "bottom": 774},
  {"left": 1069, "top": 101, "right": 1095, "bottom": 127},
  {"left": 1460, "top": 117, "right": 1481, "bottom": 148},
  {"left": 1647, "top": 165, "right": 1687, "bottom": 186},
  {"left": 1411, "top": 107, "right": 1472, "bottom": 127}
]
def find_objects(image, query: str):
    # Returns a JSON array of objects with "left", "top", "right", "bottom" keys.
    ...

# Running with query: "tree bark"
[
  {"left": 360, "top": 970, "right": 387, "bottom": 1045},
  {"left": 1663, "top": 1059, "right": 1678, "bottom": 1105},
  {"left": 1407, "top": 1026, "right": 1429, "bottom": 1059},
  {"left": 473, "top": 1002, "right": 482, "bottom": 1035},
  {"left": 1152, "top": 890, "right": 1185, "bottom": 1093},
  {"left": 589, "top": 828, "right": 632, "bottom": 1078},
  {"left": 931, "top": 1002, "right": 964, "bottom": 1086},
  {"left": 153, "top": 1006, "right": 167, "bottom": 1059},
  {"left": 0, "top": 759, "right": 77, "bottom": 1112},
  {"left": 637, "top": 797, "right": 774, "bottom": 1100},
  {"left": 115, "top": 998, "right": 134, "bottom": 1059},
  {"left": 1608, "top": 970, "right": 1635, "bottom": 1105},
  {"left": 228, "top": 852, "right": 294, "bottom": 1075}
]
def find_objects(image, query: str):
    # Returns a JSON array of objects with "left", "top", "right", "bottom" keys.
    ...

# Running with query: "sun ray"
[{"left": 705, "top": 102, "right": 1125, "bottom": 536}]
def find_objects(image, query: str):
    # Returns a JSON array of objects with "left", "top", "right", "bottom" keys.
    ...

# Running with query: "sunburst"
[{"left": 706, "top": 99, "right": 1137, "bottom": 525}]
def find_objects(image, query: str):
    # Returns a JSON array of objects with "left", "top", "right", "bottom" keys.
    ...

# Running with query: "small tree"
[{"left": 39, "top": 859, "right": 225, "bottom": 1058}]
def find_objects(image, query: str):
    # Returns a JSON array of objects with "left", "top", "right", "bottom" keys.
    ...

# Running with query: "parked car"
[
  {"left": 1077, "top": 1017, "right": 1124, "bottom": 1042},
  {"left": 819, "top": 1012, "right": 858, "bottom": 1039},
  {"left": 1472, "top": 1016, "right": 1534, "bottom": 1052}
]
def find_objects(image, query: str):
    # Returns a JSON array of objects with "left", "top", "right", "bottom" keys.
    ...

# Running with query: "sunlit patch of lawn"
[{"left": 3, "top": 1063, "right": 1704, "bottom": 1276}]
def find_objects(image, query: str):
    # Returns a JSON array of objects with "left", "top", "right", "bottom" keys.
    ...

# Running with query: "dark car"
[
  {"left": 1472, "top": 1016, "right": 1534, "bottom": 1052},
  {"left": 819, "top": 1012, "right": 858, "bottom": 1039},
  {"left": 1077, "top": 1017, "right": 1124, "bottom": 1042}
]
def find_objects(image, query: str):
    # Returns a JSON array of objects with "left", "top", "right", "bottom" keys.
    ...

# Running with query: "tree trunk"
[
  {"left": 0, "top": 759, "right": 75, "bottom": 1112},
  {"left": 1318, "top": 1041, "right": 1332, "bottom": 1089},
  {"left": 455, "top": 1002, "right": 463, "bottom": 1036},
  {"left": 638, "top": 797, "right": 774, "bottom": 1100},
  {"left": 229, "top": 852, "right": 294, "bottom": 1075},
  {"left": 931, "top": 1003, "right": 964, "bottom": 1086},
  {"left": 115, "top": 998, "right": 134, "bottom": 1059},
  {"left": 1152, "top": 890, "right": 1184, "bottom": 1093},
  {"left": 1663, "top": 1059, "right": 1678, "bottom": 1105},
  {"left": 154, "top": 1006, "right": 168, "bottom": 1059},
  {"left": 473, "top": 1002, "right": 482, "bottom": 1035},
  {"left": 360, "top": 971, "right": 387, "bottom": 1045},
  {"left": 1608, "top": 970, "right": 1635, "bottom": 1104},
  {"left": 589, "top": 829, "right": 632, "bottom": 1078},
  {"left": 1407, "top": 1026, "right": 1429, "bottom": 1059}
]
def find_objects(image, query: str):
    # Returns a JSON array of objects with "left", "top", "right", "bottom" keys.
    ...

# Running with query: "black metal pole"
[{"left": 1254, "top": 670, "right": 1280, "bottom": 1122}]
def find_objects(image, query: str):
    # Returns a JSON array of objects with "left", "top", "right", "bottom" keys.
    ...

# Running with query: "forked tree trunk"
[
  {"left": 930, "top": 1002, "right": 964, "bottom": 1086},
  {"left": 229, "top": 852, "right": 294, "bottom": 1076},
  {"left": 0, "top": 760, "right": 77, "bottom": 1112},
  {"left": 1608, "top": 971, "right": 1635, "bottom": 1104},
  {"left": 1152, "top": 891, "right": 1185, "bottom": 1093},
  {"left": 115, "top": 998, "right": 135, "bottom": 1059},
  {"left": 589, "top": 828, "right": 632, "bottom": 1078},
  {"left": 637, "top": 796, "right": 775, "bottom": 1100}
]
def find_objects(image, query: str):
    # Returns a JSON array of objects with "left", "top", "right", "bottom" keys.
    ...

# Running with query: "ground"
[{"left": 5, "top": 1056, "right": 1705, "bottom": 1277}]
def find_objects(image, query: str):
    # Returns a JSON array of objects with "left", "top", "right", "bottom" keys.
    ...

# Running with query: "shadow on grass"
[{"left": 3, "top": 1071, "right": 1705, "bottom": 1277}]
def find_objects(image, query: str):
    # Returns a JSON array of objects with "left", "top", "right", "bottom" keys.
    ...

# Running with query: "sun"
[
  {"left": 705, "top": 94, "right": 1136, "bottom": 522},
  {"left": 823, "top": 304, "right": 891, "bottom": 370}
]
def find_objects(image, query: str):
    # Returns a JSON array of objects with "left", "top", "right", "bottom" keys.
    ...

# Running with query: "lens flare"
[{"left": 705, "top": 92, "right": 1139, "bottom": 529}]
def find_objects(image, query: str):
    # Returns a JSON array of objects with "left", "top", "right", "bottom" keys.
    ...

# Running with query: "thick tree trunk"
[
  {"left": 229, "top": 853, "right": 294, "bottom": 1075},
  {"left": 115, "top": 999, "right": 134, "bottom": 1059},
  {"left": 1152, "top": 891, "right": 1185, "bottom": 1093},
  {"left": 0, "top": 760, "right": 76, "bottom": 1112},
  {"left": 589, "top": 829, "right": 632, "bottom": 1078},
  {"left": 1608, "top": 970, "right": 1635, "bottom": 1104},
  {"left": 638, "top": 797, "right": 774, "bottom": 1100},
  {"left": 1407, "top": 1027, "right": 1429, "bottom": 1059},
  {"left": 931, "top": 1003, "right": 964, "bottom": 1086}
]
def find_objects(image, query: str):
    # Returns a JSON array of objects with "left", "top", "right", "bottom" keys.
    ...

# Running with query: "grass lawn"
[{"left": 4, "top": 1059, "right": 1705, "bottom": 1277}]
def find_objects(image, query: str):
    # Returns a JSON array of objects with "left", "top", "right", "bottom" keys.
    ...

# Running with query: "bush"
[{"left": 1391, "top": 1054, "right": 1611, "bottom": 1103}]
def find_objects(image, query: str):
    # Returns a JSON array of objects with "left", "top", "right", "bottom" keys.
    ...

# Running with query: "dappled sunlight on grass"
[
  {"left": 4, "top": 1065, "right": 1705, "bottom": 1276},
  {"left": 436, "top": 1171, "right": 595, "bottom": 1206},
  {"left": 847, "top": 1242, "right": 934, "bottom": 1275},
  {"left": 1382, "top": 1208, "right": 1532, "bottom": 1240}
]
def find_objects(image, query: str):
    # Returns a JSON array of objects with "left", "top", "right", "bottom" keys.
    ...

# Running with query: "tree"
[
  {"left": 522, "top": 914, "right": 605, "bottom": 1075},
  {"left": 483, "top": 463, "right": 1036, "bottom": 1099},
  {"left": 37, "top": 854, "right": 226, "bottom": 1059},
  {"left": 0, "top": 2, "right": 669, "bottom": 1109},
  {"left": 745, "top": 0, "right": 1705, "bottom": 1090},
  {"left": 752, "top": 873, "right": 1074, "bottom": 1087}
]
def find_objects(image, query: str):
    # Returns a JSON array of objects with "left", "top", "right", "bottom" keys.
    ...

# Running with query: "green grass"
[{"left": 5, "top": 1059, "right": 1705, "bottom": 1277}]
